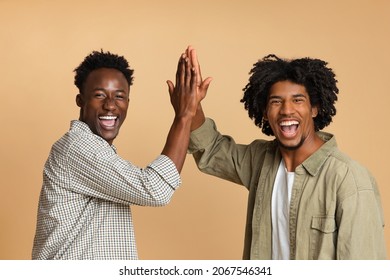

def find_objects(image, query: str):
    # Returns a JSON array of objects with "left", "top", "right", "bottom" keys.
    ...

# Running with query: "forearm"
[
  {"left": 162, "top": 115, "right": 193, "bottom": 173},
  {"left": 67, "top": 144, "right": 180, "bottom": 205},
  {"left": 189, "top": 118, "right": 249, "bottom": 186},
  {"left": 190, "top": 104, "right": 206, "bottom": 131}
]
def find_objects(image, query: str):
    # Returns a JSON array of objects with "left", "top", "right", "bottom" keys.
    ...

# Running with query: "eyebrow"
[
  {"left": 93, "top": 87, "right": 127, "bottom": 93},
  {"left": 268, "top": 93, "right": 307, "bottom": 99}
]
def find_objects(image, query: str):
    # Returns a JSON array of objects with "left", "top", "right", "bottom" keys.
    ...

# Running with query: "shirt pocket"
[{"left": 309, "top": 216, "right": 337, "bottom": 259}]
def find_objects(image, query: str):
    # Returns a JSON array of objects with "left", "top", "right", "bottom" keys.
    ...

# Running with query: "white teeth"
[
  {"left": 99, "top": 116, "right": 117, "bottom": 120},
  {"left": 280, "top": 120, "right": 299, "bottom": 126}
]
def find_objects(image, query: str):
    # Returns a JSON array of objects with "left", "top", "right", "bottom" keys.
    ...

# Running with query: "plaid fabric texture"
[{"left": 32, "top": 120, "right": 181, "bottom": 259}]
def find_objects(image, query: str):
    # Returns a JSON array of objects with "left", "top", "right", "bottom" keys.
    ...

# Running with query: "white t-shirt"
[{"left": 271, "top": 160, "right": 295, "bottom": 260}]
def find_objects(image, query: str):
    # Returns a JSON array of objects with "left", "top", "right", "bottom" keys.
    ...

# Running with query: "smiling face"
[
  {"left": 265, "top": 80, "right": 318, "bottom": 151},
  {"left": 76, "top": 68, "right": 130, "bottom": 145}
]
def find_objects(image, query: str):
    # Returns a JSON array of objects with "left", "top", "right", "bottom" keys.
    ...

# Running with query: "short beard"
[{"left": 276, "top": 137, "right": 306, "bottom": 151}]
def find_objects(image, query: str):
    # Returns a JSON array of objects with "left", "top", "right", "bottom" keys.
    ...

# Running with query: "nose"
[
  {"left": 280, "top": 100, "right": 294, "bottom": 115},
  {"left": 103, "top": 97, "right": 117, "bottom": 111}
]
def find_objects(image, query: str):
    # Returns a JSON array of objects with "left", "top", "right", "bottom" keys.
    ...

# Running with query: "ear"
[
  {"left": 311, "top": 105, "right": 319, "bottom": 118},
  {"left": 76, "top": 93, "right": 83, "bottom": 108}
]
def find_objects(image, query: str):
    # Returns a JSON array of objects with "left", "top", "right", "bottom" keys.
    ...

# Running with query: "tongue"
[
  {"left": 100, "top": 119, "right": 115, "bottom": 127},
  {"left": 281, "top": 125, "right": 298, "bottom": 133}
]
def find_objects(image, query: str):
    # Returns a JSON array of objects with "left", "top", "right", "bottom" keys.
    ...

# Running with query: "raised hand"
[
  {"left": 162, "top": 47, "right": 211, "bottom": 172},
  {"left": 167, "top": 51, "right": 199, "bottom": 119},
  {"left": 184, "top": 46, "right": 212, "bottom": 130},
  {"left": 186, "top": 46, "right": 212, "bottom": 103}
]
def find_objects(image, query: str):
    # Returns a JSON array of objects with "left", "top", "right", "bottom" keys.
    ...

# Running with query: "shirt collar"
[
  {"left": 300, "top": 131, "right": 337, "bottom": 176},
  {"left": 70, "top": 120, "right": 91, "bottom": 132},
  {"left": 267, "top": 131, "right": 338, "bottom": 176},
  {"left": 69, "top": 120, "right": 117, "bottom": 152}
]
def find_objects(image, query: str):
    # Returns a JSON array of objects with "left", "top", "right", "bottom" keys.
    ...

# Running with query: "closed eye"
[
  {"left": 268, "top": 98, "right": 282, "bottom": 105},
  {"left": 293, "top": 98, "right": 305, "bottom": 103},
  {"left": 95, "top": 93, "right": 106, "bottom": 98}
]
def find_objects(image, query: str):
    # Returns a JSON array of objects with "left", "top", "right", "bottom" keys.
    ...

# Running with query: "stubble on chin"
[{"left": 276, "top": 137, "right": 306, "bottom": 151}]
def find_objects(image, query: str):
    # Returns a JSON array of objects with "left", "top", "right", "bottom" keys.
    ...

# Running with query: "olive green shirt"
[{"left": 188, "top": 118, "right": 386, "bottom": 259}]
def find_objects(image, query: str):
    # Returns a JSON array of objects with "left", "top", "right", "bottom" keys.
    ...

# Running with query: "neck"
[{"left": 279, "top": 134, "right": 324, "bottom": 172}]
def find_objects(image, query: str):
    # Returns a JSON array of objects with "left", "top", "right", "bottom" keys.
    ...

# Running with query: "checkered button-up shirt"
[{"left": 32, "top": 120, "right": 181, "bottom": 259}]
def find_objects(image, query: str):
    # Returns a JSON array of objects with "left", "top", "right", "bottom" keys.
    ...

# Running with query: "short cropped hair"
[
  {"left": 240, "top": 54, "right": 339, "bottom": 136},
  {"left": 74, "top": 50, "right": 134, "bottom": 93}
]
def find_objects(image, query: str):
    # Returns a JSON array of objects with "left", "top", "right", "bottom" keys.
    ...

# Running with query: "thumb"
[
  {"left": 200, "top": 77, "right": 213, "bottom": 92},
  {"left": 166, "top": 80, "right": 174, "bottom": 95}
]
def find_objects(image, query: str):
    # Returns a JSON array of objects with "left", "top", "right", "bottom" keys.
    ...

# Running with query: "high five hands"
[
  {"left": 167, "top": 46, "right": 212, "bottom": 124},
  {"left": 161, "top": 46, "right": 212, "bottom": 173}
]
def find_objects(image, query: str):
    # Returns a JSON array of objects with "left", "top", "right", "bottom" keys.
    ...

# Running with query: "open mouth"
[
  {"left": 99, "top": 115, "right": 118, "bottom": 128},
  {"left": 279, "top": 120, "right": 299, "bottom": 136}
]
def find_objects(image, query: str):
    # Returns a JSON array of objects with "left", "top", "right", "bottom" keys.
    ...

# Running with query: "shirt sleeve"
[
  {"left": 188, "top": 118, "right": 220, "bottom": 154},
  {"left": 335, "top": 167, "right": 387, "bottom": 259},
  {"left": 188, "top": 118, "right": 261, "bottom": 188},
  {"left": 66, "top": 137, "right": 181, "bottom": 206}
]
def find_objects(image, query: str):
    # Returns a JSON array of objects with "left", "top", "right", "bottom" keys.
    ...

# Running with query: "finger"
[
  {"left": 179, "top": 54, "right": 186, "bottom": 89},
  {"left": 200, "top": 77, "right": 213, "bottom": 90},
  {"left": 190, "top": 67, "right": 198, "bottom": 93},
  {"left": 174, "top": 55, "right": 181, "bottom": 87},
  {"left": 175, "top": 53, "right": 185, "bottom": 88},
  {"left": 199, "top": 77, "right": 213, "bottom": 100},
  {"left": 185, "top": 46, "right": 200, "bottom": 78},
  {"left": 185, "top": 56, "right": 192, "bottom": 89},
  {"left": 166, "top": 80, "right": 174, "bottom": 95},
  {"left": 189, "top": 48, "right": 203, "bottom": 83},
  {"left": 186, "top": 46, "right": 196, "bottom": 85},
  {"left": 186, "top": 45, "right": 193, "bottom": 59}
]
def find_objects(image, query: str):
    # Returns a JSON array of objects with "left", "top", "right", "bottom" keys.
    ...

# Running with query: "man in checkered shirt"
[{"left": 32, "top": 47, "right": 211, "bottom": 259}]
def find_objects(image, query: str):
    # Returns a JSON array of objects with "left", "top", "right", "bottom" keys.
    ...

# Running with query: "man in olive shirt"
[{"left": 187, "top": 49, "right": 386, "bottom": 259}]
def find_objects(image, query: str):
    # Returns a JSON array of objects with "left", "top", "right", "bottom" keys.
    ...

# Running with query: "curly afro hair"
[
  {"left": 240, "top": 54, "right": 338, "bottom": 136},
  {"left": 74, "top": 50, "right": 134, "bottom": 94}
]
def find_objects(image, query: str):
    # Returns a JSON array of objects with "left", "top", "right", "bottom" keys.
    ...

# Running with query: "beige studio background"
[{"left": 0, "top": 0, "right": 389, "bottom": 259}]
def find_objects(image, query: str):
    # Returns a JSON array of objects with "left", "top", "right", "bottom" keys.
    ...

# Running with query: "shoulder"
[
  {"left": 329, "top": 148, "right": 375, "bottom": 191},
  {"left": 312, "top": 132, "right": 376, "bottom": 195},
  {"left": 52, "top": 120, "right": 114, "bottom": 158}
]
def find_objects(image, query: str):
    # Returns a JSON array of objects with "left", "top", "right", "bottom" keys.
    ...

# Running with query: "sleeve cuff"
[
  {"left": 148, "top": 155, "right": 181, "bottom": 189},
  {"left": 188, "top": 118, "right": 218, "bottom": 154}
]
